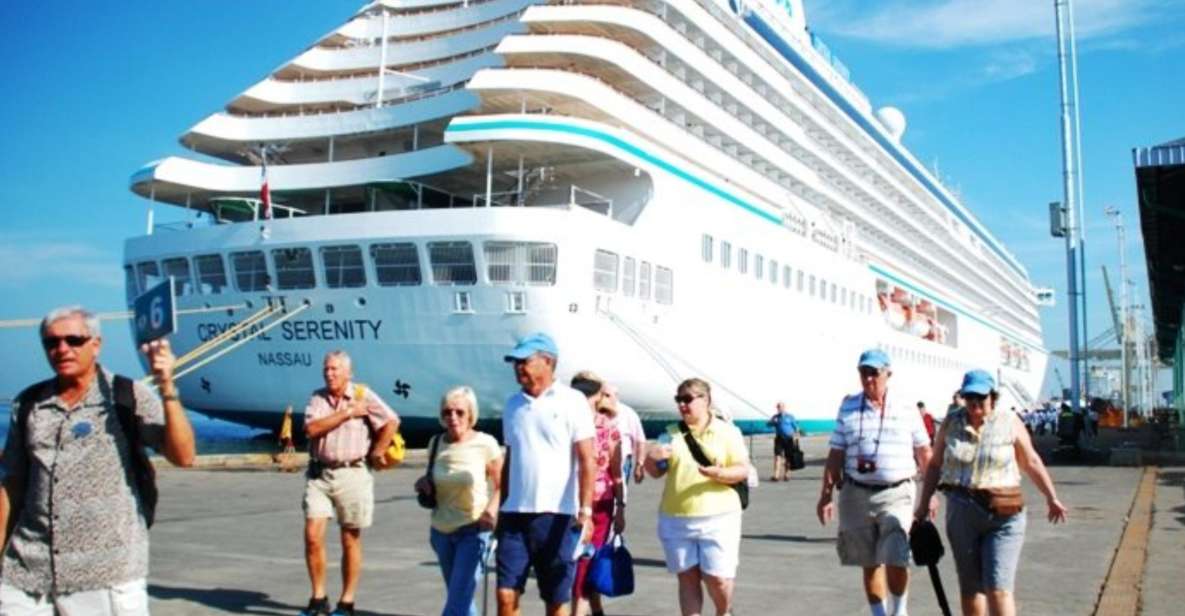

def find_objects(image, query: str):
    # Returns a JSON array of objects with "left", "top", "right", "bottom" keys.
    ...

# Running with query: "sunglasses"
[
  {"left": 858, "top": 367, "right": 883, "bottom": 378},
  {"left": 963, "top": 393, "right": 988, "bottom": 403},
  {"left": 42, "top": 335, "right": 92, "bottom": 350},
  {"left": 440, "top": 408, "right": 467, "bottom": 418},
  {"left": 674, "top": 393, "right": 703, "bottom": 405}
]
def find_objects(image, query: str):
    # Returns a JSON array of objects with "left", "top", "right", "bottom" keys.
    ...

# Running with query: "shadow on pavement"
[
  {"left": 742, "top": 533, "right": 835, "bottom": 544},
  {"left": 1157, "top": 469, "right": 1185, "bottom": 526},
  {"left": 150, "top": 585, "right": 410, "bottom": 616}
]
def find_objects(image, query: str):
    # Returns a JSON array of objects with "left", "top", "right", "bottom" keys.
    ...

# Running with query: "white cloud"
[
  {"left": 807, "top": 0, "right": 1170, "bottom": 49},
  {"left": 0, "top": 237, "right": 123, "bottom": 290}
]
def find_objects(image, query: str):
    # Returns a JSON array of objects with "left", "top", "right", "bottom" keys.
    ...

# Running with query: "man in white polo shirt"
[
  {"left": 496, "top": 332, "right": 596, "bottom": 616},
  {"left": 816, "top": 349, "right": 934, "bottom": 616}
]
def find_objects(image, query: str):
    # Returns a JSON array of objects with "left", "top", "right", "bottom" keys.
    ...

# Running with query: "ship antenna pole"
[
  {"left": 1068, "top": 0, "right": 1090, "bottom": 407},
  {"left": 1054, "top": 0, "right": 1083, "bottom": 418}
]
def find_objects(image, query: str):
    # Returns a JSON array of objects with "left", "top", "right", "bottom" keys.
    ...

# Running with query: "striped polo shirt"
[
  {"left": 304, "top": 382, "right": 398, "bottom": 464},
  {"left": 829, "top": 392, "right": 929, "bottom": 484}
]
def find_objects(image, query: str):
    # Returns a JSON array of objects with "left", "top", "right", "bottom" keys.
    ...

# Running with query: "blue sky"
[{"left": 0, "top": 0, "right": 1182, "bottom": 400}]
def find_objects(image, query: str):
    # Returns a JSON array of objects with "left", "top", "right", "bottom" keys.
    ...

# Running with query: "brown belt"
[{"left": 321, "top": 458, "right": 366, "bottom": 469}]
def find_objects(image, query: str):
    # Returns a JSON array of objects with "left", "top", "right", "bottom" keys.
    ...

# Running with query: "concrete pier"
[{"left": 145, "top": 436, "right": 1182, "bottom": 615}]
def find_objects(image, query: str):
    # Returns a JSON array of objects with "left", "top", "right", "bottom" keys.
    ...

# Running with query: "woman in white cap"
[{"left": 915, "top": 370, "right": 1068, "bottom": 616}]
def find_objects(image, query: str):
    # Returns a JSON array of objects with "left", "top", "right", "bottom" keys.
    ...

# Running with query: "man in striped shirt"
[
  {"left": 816, "top": 349, "right": 933, "bottom": 616},
  {"left": 299, "top": 350, "right": 399, "bottom": 616}
]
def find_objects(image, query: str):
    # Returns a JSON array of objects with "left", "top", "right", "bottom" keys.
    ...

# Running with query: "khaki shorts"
[
  {"left": 836, "top": 479, "right": 915, "bottom": 568},
  {"left": 303, "top": 466, "right": 374, "bottom": 528}
]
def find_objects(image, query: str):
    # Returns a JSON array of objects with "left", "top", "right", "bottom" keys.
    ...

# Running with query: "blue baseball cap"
[
  {"left": 857, "top": 348, "right": 891, "bottom": 370},
  {"left": 504, "top": 332, "right": 559, "bottom": 362},
  {"left": 959, "top": 369, "right": 996, "bottom": 396}
]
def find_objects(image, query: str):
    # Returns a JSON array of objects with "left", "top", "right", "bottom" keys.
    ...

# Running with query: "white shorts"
[
  {"left": 657, "top": 511, "right": 742, "bottom": 579},
  {"left": 0, "top": 579, "right": 148, "bottom": 616},
  {"left": 303, "top": 466, "right": 375, "bottom": 529}
]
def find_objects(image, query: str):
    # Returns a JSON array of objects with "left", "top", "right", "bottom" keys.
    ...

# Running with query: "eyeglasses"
[
  {"left": 440, "top": 408, "right": 467, "bottom": 418},
  {"left": 41, "top": 335, "right": 91, "bottom": 350},
  {"left": 674, "top": 393, "right": 703, "bottom": 405}
]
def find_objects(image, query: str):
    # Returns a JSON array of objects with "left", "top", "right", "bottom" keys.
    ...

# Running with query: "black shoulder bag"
[
  {"left": 18, "top": 375, "right": 158, "bottom": 527},
  {"left": 417, "top": 434, "right": 442, "bottom": 509},
  {"left": 678, "top": 422, "right": 749, "bottom": 510}
]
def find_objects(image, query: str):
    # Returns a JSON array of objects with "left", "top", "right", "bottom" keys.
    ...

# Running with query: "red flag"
[{"left": 260, "top": 160, "right": 273, "bottom": 220}]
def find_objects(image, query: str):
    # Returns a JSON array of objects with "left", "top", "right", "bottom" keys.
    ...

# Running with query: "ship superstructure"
[{"left": 127, "top": 0, "right": 1047, "bottom": 438}]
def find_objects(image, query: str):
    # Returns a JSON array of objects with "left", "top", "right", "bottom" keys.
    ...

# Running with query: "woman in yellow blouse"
[
  {"left": 414, "top": 386, "right": 503, "bottom": 616},
  {"left": 645, "top": 378, "right": 749, "bottom": 616},
  {"left": 916, "top": 370, "right": 1067, "bottom": 616}
]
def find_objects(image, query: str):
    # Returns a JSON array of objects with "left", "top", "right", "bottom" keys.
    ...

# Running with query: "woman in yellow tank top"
[{"left": 916, "top": 370, "right": 1068, "bottom": 616}]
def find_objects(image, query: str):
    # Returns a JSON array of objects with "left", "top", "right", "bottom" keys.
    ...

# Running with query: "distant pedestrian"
[
  {"left": 916, "top": 370, "right": 1068, "bottom": 616},
  {"left": 604, "top": 385, "right": 647, "bottom": 486},
  {"left": 646, "top": 378, "right": 749, "bottom": 616},
  {"left": 299, "top": 351, "right": 399, "bottom": 616},
  {"left": 768, "top": 401, "right": 800, "bottom": 481},
  {"left": 816, "top": 349, "right": 934, "bottom": 616},
  {"left": 947, "top": 391, "right": 964, "bottom": 415},
  {"left": 568, "top": 372, "right": 624, "bottom": 616},
  {"left": 415, "top": 386, "right": 503, "bottom": 616},
  {"left": 918, "top": 401, "right": 936, "bottom": 445},
  {"left": 496, "top": 333, "right": 595, "bottom": 616},
  {"left": 0, "top": 305, "right": 196, "bottom": 614}
]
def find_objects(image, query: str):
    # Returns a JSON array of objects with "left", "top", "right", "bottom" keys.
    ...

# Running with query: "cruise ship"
[{"left": 125, "top": 0, "right": 1049, "bottom": 441}]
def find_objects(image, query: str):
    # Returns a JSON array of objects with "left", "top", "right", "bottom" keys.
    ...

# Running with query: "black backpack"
[{"left": 16, "top": 374, "right": 159, "bottom": 527}]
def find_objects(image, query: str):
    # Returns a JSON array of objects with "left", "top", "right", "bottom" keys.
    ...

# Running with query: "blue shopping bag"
[{"left": 587, "top": 533, "right": 634, "bottom": 597}]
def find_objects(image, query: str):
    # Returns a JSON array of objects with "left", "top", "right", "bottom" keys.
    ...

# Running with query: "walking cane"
[
  {"left": 482, "top": 537, "right": 498, "bottom": 616},
  {"left": 910, "top": 519, "right": 952, "bottom": 616}
]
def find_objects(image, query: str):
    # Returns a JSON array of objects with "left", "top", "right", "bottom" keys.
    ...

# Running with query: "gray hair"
[
  {"left": 440, "top": 385, "right": 480, "bottom": 428},
  {"left": 323, "top": 350, "right": 352, "bottom": 372},
  {"left": 40, "top": 305, "right": 101, "bottom": 338}
]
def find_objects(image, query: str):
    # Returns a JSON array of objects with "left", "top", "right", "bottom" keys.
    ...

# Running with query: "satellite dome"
[{"left": 876, "top": 106, "right": 907, "bottom": 140}]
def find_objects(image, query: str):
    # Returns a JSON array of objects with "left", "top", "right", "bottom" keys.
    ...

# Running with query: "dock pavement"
[{"left": 146, "top": 435, "right": 1183, "bottom": 615}]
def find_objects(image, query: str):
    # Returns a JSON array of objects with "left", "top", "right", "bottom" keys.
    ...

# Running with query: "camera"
[{"left": 856, "top": 458, "right": 878, "bottom": 474}]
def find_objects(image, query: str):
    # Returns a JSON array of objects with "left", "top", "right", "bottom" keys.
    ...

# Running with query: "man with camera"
[{"left": 816, "top": 349, "right": 934, "bottom": 616}]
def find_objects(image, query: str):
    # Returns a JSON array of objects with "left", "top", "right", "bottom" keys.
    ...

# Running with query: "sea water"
[{"left": 0, "top": 403, "right": 272, "bottom": 455}]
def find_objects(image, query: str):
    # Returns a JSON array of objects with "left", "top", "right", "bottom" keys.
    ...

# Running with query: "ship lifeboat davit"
[{"left": 876, "top": 106, "right": 907, "bottom": 141}]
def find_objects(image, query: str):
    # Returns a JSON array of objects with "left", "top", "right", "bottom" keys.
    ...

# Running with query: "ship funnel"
[{"left": 875, "top": 106, "right": 907, "bottom": 141}]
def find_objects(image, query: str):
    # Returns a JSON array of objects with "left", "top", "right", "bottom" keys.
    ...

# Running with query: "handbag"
[
  {"left": 678, "top": 422, "right": 749, "bottom": 510},
  {"left": 356, "top": 384, "right": 406, "bottom": 470},
  {"left": 789, "top": 439, "right": 806, "bottom": 471},
  {"left": 417, "top": 434, "right": 442, "bottom": 509},
  {"left": 982, "top": 486, "right": 1024, "bottom": 516},
  {"left": 586, "top": 533, "right": 635, "bottom": 597}
]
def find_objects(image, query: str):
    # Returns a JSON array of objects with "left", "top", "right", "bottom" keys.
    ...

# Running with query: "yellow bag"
[{"left": 354, "top": 384, "right": 405, "bottom": 470}]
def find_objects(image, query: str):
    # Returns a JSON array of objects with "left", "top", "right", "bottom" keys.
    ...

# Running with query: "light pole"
[
  {"left": 1105, "top": 206, "right": 1129, "bottom": 426},
  {"left": 1054, "top": 0, "right": 1084, "bottom": 417}
]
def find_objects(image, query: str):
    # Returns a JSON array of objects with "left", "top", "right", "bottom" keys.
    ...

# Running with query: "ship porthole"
[
  {"left": 244, "top": 300, "right": 253, "bottom": 309},
  {"left": 356, "top": 297, "right": 367, "bottom": 307},
  {"left": 302, "top": 298, "right": 312, "bottom": 308}
]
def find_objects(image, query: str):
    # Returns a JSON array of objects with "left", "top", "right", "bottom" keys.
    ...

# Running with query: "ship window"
[
  {"left": 161, "top": 257, "right": 194, "bottom": 296},
  {"left": 702, "top": 234, "right": 714, "bottom": 263},
  {"left": 123, "top": 265, "right": 137, "bottom": 303},
  {"left": 593, "top": 249, "right": 619, "bottom": 292},
  {"left": 321, "top": 245, "right": 366, "bottom": 289},
  {"left": 830, "top": 283, "right": 837, "bottom": 303},
  {"left": 797, "top": 271, "right": 805, "bottom": 292},
  {"left": 231, "top": 251, "right": 270, "bottom": 292},
  {"left": 720, "top": 241, "right": 732, "bottom": 269},
  {"left": 194, "top": 254, "right": 228, "bottom": 295},
  {"left": 371, "top": 242, "right": 422, "bottom": 286},
  {"left": 809, "top": 275, "right": 816, "bottom": 296},
  {"left": 623, "top": 257, "right": 636, "bottom": 297},
  {"left": 639, "top": 261, "right": 652, "bottom": 300},
  {"left": 755, "top": 254, "right": 764, "bottom": 279},
  {"left": 135, "top": 261, "right": 161, "bottom": 294},
  {"left": 770, "top": 259, "right": 778, "bottom": 284},
  {"left": 655, "top": 266, "right": 674, "bottom": 305},
  {"left": 428, "top": 241, "right": 477, "bottom": 285},
  {"left": 738, "top": 248, "right": 749, "bottom": 274},
  {"left": 272, "top": 247, "right": 316, "bottom": 290},
  {"left": 840, "top": 287, "right": 848, "bottom": 307},
  {"left": 483, "top": 242, "right": 557, "bottom": 286},
  {"left": 783, "top": 265, "right": 792, "bottom": 289}
]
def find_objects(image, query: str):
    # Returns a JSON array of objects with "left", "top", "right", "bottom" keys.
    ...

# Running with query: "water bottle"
[{"left": 656, "top": 432, "right": 673, "bottom": 472}]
